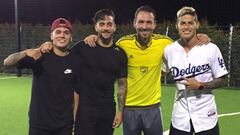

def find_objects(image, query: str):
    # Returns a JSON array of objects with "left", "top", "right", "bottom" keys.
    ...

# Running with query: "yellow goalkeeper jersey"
[{"left": 116, "top": 34, "right": 173, "bottom": 106}]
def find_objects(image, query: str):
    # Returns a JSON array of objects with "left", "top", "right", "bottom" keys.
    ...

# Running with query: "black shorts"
[
  {"left": 29, "top": 125, "right": 73, "bottom": 135},
  {"left": 75, "top": 104, "right": 116, "bottom": 135},
  {"left": 169, "top": 120, "right": 219, "bottom": 135}
]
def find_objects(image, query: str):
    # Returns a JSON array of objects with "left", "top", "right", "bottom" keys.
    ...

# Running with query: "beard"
[{"left": 98, "top": 30, "right": 113, "bottom": 39}]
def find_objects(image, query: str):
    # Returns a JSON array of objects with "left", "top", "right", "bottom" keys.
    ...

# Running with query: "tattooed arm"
[
  {"left": 202, "top": 76, "right": 226, "bottom": 89},
  {"left": 117, "top": 77, "right": 127, "bottom": 112},
  {"left": 3, "top": 48, "right": 42, "bottom": 67},
  {"left": 4, "top": 51, "right": 27, "bottom": 67},
  {"left": 183, "top": 76, "right": 226, "bottom": 90},
  {"left": 112, "top": 77, "right": 127, "bottom": 128}
]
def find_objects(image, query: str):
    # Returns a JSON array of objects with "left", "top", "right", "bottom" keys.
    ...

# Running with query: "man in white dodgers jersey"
[{"left": 163, "top": 6, "right": 228, "bottom": 135}]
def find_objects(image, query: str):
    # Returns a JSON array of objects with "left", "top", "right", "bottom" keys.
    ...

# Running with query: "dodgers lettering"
[{"left": 170, "top": 63, "right": 210, "bottom": 78}]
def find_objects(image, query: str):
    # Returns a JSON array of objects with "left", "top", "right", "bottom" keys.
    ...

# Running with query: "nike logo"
[{"left": 64, "top": 69, "right": 72, "bottom": 74}]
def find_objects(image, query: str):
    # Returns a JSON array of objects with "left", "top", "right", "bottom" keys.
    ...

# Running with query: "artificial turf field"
[{"left": 0, "top": 75, "right": 240, "bottom": 135}]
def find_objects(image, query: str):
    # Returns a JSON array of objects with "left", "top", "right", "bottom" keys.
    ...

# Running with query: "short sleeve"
[
  {"left": 118, "top": 48, "right": 128, "bottom": 79},
  {"left": 210, "top": 45, "right": 228, "bottom": 78},
  {"left": 17, "top": 56, "right": 36, "bottom": 69}
]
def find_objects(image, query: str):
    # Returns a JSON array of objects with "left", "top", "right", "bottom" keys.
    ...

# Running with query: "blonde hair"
[{"left": 177, "top": 6, "right": 198, "bottom": 21}]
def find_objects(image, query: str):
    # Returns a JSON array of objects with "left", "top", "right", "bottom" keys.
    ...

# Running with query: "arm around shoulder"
[
  {"left": 3, "top": 50, "right": 27, "bottom": 67},
  {"left": 3, "top": 48, "right": 42, "bottom": 67}
]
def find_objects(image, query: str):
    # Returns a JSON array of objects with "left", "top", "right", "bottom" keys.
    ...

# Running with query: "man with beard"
[
  {"left": 114, "top": 6, "right": 172, "bottom": 135},
  {"left": 72, "top": 9, "right": 128, "bottom": 135}
]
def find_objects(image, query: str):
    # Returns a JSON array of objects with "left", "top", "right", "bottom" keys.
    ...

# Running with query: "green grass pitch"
[{"left": 0, "top": 76, "right": 240, "bottom": 135}]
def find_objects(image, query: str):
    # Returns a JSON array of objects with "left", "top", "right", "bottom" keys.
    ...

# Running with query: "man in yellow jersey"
[
  {"left": 116, "top": 6, "right": 172, "bottom": 135},
  {"left": 84, "top": 5, "right": 209, "bottom": 135}
]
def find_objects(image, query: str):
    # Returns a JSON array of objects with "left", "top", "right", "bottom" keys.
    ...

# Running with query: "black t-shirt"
[
  {"left": 17, "top": 52, "right": 78, "bottom": 130},
  {"left": 71, "top": 41, "right": 127, "bottom": 106}
]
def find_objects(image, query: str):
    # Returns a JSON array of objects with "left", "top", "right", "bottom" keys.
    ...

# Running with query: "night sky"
[{"left": 0, "top": 0, "right": 239, "bottom": 25}]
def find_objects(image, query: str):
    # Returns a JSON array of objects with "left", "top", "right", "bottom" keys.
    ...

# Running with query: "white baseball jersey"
[{"left": 163, "top": 41, "right": 228, "bottom": 133}]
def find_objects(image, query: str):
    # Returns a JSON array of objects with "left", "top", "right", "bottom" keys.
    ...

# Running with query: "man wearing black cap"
[{"left": 4, "top": 18, "right": 79, "bottom": 135}]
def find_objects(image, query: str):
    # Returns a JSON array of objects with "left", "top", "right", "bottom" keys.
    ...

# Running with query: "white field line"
[
  {"left": 218, "top": 112, "right": 240, "bottom": 117},
  {"left": 163, "top": 112, "right": 240, "bottom": 135},
  {"left": 0, "top": 76, "right": 17, "bottom": 80}
]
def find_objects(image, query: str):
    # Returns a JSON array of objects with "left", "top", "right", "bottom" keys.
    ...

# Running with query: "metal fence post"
[
  {"left": 164, "top": 26, "right": 169, "bottom": 85},
  {"left": 14, "top": 0, "right": 22, "bottom": 77},
  {"left": 228, "top": 24, "right": 233, "bottom": 87}
]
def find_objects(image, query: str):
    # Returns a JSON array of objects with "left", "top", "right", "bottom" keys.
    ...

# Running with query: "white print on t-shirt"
[{"left": 64, "top": 69, "right": 72, "bottom": 74}]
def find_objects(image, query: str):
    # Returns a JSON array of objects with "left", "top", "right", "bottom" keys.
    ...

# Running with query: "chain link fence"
[{"left": 0, "top": 23, "right": 240, "bottom": 87}]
